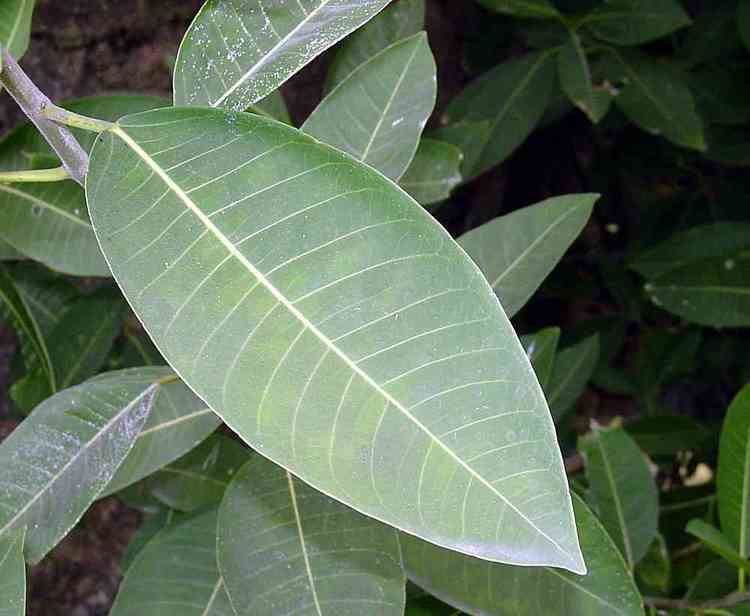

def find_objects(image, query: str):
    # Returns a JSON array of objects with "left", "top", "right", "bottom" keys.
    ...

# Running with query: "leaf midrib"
[{"left": 112, "top": 123, "right": 576, "bottom": 567}]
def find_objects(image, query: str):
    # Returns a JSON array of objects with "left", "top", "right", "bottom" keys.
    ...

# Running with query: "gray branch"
[{"left": 0, "top": 47, "right": 89, "bottom": 186}]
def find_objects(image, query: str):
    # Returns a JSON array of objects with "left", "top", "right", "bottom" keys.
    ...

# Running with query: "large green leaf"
[
  {"left": 521, "top": 327, "right": 560, "bottom": 391},
  {"left": 399, "top": 139, "right": 462, "bottom": 207},
  {"left": 326, "top": 0, "right": 425, "bottom": 90},
  {"left": 718, "top": 384, "right": 750, "bottom": 561},
  {"left": 557, "top": 32, "right": 611, "bottom": 123},
  {"left": 110, "top": 508, "right": 234, "bottom": 616},
  {"left": 438, "top": 51, "right": 556, "bottom": 180},
  {"left": 546, "top": 335, "right": 600, "bottom": 422},
  {"left": 303, "top": 32, "right": 436, "bottom": 182},
  {"left": 430, "top": 120, "right": 491, "bottom": 182},
  {"left": 218, "top": 455, "right": 405, "bottom": 615},
  {"left": 144, "top": 434, "right": 249, "bottom": 512},
  {"left": 0, "top": 240, "right": 21, "bottom": 261},
  {"left": 580, "top": 426, "right": 659, "bottom": 568},
  {"left": 475, "top": 0, "right": 560, "bottom": 19},
  {"left": 609, "top": 51, "right": 706, "bottom": 151},
  {"left": 584, "top": 0, "right": 691, "bottom": 46},
  {"left": 0, "top": 528, "right": 25, "bottom": 616},
  {"left": 0, "top": 373, "right": 156, "bottom": 563},
  {"left": 645, "top": 256, "right": 750, "bottom": 328},
  {"left": 174, "top": 0, "right": 390, "bottom": 112},
  {"left": 0, "top": 95, "right": 166, "bottom": 276},
  {"left": 402, "top": 494, "right": 644, "bottom": 616},
  {"left": 87, "top": 107, "right": 584, "bottom": 572},
  {"left": 100, "top": 368, "right": 220, "bottom": 496},
  {"left": 629, "top": 222, "right": 750, "bottom": 279},
  {"left": 0, "top": 0, "right": 34, "bottom": 59},
  {"left": 458, "top": 195, "right": 597, "bottom": 318}
]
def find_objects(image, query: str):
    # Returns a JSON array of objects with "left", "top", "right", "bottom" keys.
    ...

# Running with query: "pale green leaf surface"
[
  {"left": 439, "top": 51, "right": 556, "bottom": 180},
  {"left": 326, "top": 0, "right": 425, "bottom": 90},
  {"left": 557, "top": 32, "right": 611, "bottom": 123},
  {"left": 610, "top": 51, "right": 706, "bottom": 151},
  {"left": 87, "top": 107, "right": 584, "bottom": 572},
  {"left": 630, "top": 222, "right": 750, "bottom": 279},
  {"left": 686, "top": 519, "right": 750, "bottom": 572},
  {"left": 399, "top": 139, "right": 462, "bottom": 207},
  {"left": 475, "top": 0, "right": 560, "bottom": 18},
  {"left": 718, "top": 384, "right": 750, "bottom": 559},
  {"left": 0, "top": 0, "right": 35, "bottom": 58},
  {"left": 585, "top": 0, "right": 691, "bottom": 46},
  {"left": 218, "top": 455, "right": 405, "bottom": 615},
  {"left": 144, "top": 434, "right": 249, "bottom": 512},
  {"left": 174, "top": 0, "right": 390, "bottom": 112},
  {"left": 402, "top": 494, "right": 644, "bottom": 616},
  {"left": 249, "top": 89, "right": 291, "bottom": 123},
  {"left": 119, "top": 508, "right": 177, "bottom": 573},
  {"left": 99, "top": 368, "right": 219, "bottom": 496},
  {"left": 110, "top": 508, "right": 234, "bottom": 616},
  {"left": 581, "top": 427, "right": 659, "bottom": 568},
  {"left": 0, "top": 528, "right": 25, "bottom": 616},
  {"left": 0, "top": 95, "right": 167, "bottom": 277},
  {"left": 458, "top": 194, "right": 597, "bottom": 318},
  {"left": 0, "top": 240, "right": 21, "bottom": 261},
  {"left": 0, "top": 375, "right": 155, "bottom": 563},
  {"left": 303, "top": 33, "right": 436, "bottom": 182},
  {"left": 521, "top": 327, "right": 560, "bottom": 391},
  {"left": 430, "top": 121, "right": 490, "bottom": 183},
  {"left": 645, "top": 256, "right": 750, "bottom": 328}
]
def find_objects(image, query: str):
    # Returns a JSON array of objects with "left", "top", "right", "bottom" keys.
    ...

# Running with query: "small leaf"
[
  {"left": 326, "top": 0, "right": 425, "bottom": 90},
  {"left": 0, "top": 528, "right": 25, "bottom": 616},
  {"left": 174, "top": 0, "right": 391, "bottom": 112},
  {"left": 458, "top": 194, "right": 597, "bottom": 317},
  {"left": 580, "top": 426, "right": 659, "bottom": 568},
  {"left": 0, "top": 374, "right": 156, "bottom": 563},
  {"left": 585, "top": 0, "right": 691, "bottom": 46},
  {"left": 87, "top": 107, "right": 585, "bottom": 571},
  {"left": 630, "top": 222, "right": 750, "bottom": 279},
  {"left": 546, "top": 335, "right": 600, "bottom": 422},
  {"left": 627, "top": 415, "right": 710, "bottom": 457},
  {"left": 430, "top": 120, "right": 491, "bottom": 181},
  {"left": 685, "top": 559, "right": 738, "bottom": 602},
  {"left": 0, "top": 0, "right": 35, "bottom": 59},
  {"left": 557, "top": 32, "right": 611, "bottom": 123},
  {"left": 610, "top": 50, "right": 706, "bottom": 152},
  {"left": 718, "top": 384, "right": 750, "bottom": 560},
  {"left": 439, "top": 51, "right": 556, "bottom": 180},
  {"left": 520, "top": 327, "right": 560, "bottom": 391},
  {"left": 119, "top": 508, "right": 175, "bottom": 573},
  {"left": 303, "top": 32, "right": 436, "bottom": 181},
  {"left": 99, "top": 368, "right": 220, "bottom": 496},
  {"left": 218, "top": 456, "right": 405, "bottom": 615},
  {"left": 475, "top": 0, "right": 560, "bottom": 19},
  {"left": 402, "top": 494, "right": 644, "bottom": 616},
  {"left": 399, "top": 139, "right": 463, "bottom": 207},
  {"left": 686, "top": 519, "right": 750, "bottom": 573},
  {"left": 645, "top": 256, "right": 750, "bottom": 328},
  {"left": 144, "top": 434, "right": 249, "bottom": 512},
  {"left": 110, "top": 508, "right": 234, "bottom": 616},
  {"left": 635, "top": 534, "right": 670, "bottom": 594}
]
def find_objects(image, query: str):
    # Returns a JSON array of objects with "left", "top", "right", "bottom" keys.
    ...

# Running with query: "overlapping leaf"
[
  {"left": 303, "top": 32, "right": 436, "bottom": 181},
  {"left": 0, "top": 95, "right": 166, "bottom": 276},
  {"left": 0, "top": 528, "right": 24, "bottom": 616},
  {"left": 547, "top": 335, "right": 600, "bottom": 421},
  {"left": 686, "top": 519, "right": 750, "bottom": 572},
  {"left": 87, "top": 107, "right": 584, "bottom": 571},
  {"left": 326, "top": 0, "right": 425, "bottom": 90},
  {"left": 218, "top": 456, "right": 405, "bottom": 615},
  {"left": 0, "top": 373, "right": 155, "bottom": 563},
  {"left": 718, "top": 384, "right": 750, "bottom": 562},
  {"left": 110, "top": 508, "right": 234, "bottom": 616},
  {"left": 0, "top": 240, "right": 21, "bottom": 261},
  {"left": 0, "top": 0, "right": 35, "bottom": 59},
  {"left": 557, "top": 32, "right": 611, "bottom": 123},
  {"left": 402, "top": 495, "right": 644, "bottom": 616},
  {"left": 174, "top": 0, "right": 390, "bottom": 111},
  {"left": 521, "top": 327, "right": 560, "bottom": 391},
  {"left": 584, "top": 0, "right": 691, "bottom": 46},
  {"left": 581, "top": 426, "right": 659, "bottom": 568},
  {"left": 100, "top": 368, "right": 220, "bottom": 496},
  {"left": 438, "top": 51, "right": 556, "bottom": 180},
  {"left": 458, "top": 194, "right": 597, "bottom": 317},
  {"left": 399, "top": 139, "right": 462, "bottom": 207},
  {"left": 476, "top": 0, "right": 560, "bottom": 19}
]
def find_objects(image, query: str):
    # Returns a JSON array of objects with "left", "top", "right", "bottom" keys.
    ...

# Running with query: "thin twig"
[
  {"left": 644, "top": 591, "right": 750, "bottom": 611},
  {"left": 0, "top": 47, "right": 89, "bottom": 186},
  {"left": 0, "top": 166, "right": 69, "bottom": 183}
]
